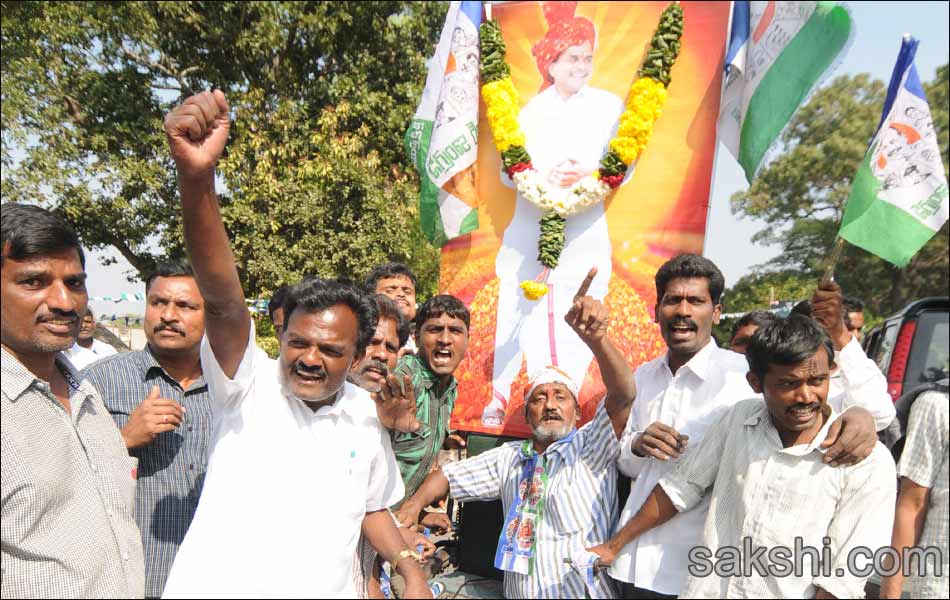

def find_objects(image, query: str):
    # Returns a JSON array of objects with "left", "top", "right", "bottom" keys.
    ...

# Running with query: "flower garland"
[{"left": 480, "top": 2, "right": 684, "bottom": 299}]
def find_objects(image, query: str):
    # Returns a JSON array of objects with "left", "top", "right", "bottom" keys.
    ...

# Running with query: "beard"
[{"left": 531, "top": 420, "right": 574, "bottom": 444}]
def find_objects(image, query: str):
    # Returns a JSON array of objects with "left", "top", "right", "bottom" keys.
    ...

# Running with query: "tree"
[
  {"left": 730, "top": 67, "right": 950, "bottom": 317},
  {"left": 1, "top": 1, "right": 447, "bottom": 297}
]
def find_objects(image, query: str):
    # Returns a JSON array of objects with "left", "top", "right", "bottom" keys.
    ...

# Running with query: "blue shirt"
[{"left": 82, "top": 347, "right": 212, "bottom": 598}]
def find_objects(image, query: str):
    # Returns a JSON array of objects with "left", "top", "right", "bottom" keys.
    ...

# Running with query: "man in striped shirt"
[
  {"left": 590, "top": 316, "right": 897, "bottom": 598},
  {"left": 395, "top": 268, "right": 635, "bottom": 598}
]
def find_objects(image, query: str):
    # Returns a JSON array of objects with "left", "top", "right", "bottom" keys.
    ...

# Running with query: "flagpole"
[{"left": 820, "top": 237, "right": 846, "bottom": 285}]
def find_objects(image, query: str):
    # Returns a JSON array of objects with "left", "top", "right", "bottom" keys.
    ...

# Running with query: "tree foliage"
[
  {"left": 1, "top": 1, "right": 447, "bottom": 298},
  {"left": 730, "top": 67, "right": 950, "bottom": 317}
]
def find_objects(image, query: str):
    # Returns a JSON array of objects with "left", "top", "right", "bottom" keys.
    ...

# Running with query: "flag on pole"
[
  {"left": 718, "top": 1, "right": 854, "bottom": 181},
  {"left": 839, "top": 36, "right": 949, "bottom": 267},
  {"left": 405, "top": 1, "right": 482, "bottom": 246}
]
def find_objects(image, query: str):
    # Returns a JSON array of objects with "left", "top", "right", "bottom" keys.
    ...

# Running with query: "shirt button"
[
  {"left": 189, "top": 464, "right": 194, "bottom": 471},
  {"left": 122, "top": 552, "right": 129, "bottom": 561},
  {"left": 91, "top": 464, "right": 98, "bottom": 473},
  {"left": 188, "top": 426, "right": 193, "bottom": 432},
  {"left": 106, "top": 508, "right": 113, "bottom": 516}
]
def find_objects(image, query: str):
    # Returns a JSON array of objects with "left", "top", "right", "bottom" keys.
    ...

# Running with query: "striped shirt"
[
  {"left": 442, "top": 401, "right": 620, "bottom": 599},
  {"left": 660, "top": 399, "right": 897, "bottom": 599},
  {"left": 1, "top": 347, "right": 144, "bottom": 598},
  {"left": 82, "top": 347, "right": 212, "bottom": 599},
  {"left": 897, "top": 390, "right": 949, "bottom": 599},
  {"left": 392, "top": 354, "right": 458, "bottom": 500}
]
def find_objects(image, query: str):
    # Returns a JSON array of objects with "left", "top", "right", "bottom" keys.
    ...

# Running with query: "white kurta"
[
  {"left": 486, "top": 86, "right": 624, "bottom": 424},
  {"left": 162, "top": 324, "right": 404, "bottom": 598}
]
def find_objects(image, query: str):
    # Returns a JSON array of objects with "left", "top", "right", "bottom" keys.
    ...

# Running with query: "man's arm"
[
  {"left": 164, "top": 90, "right": 249, "bottom": 378},
  {"left": 565, "top": 267, "right": 636, "bottom": 437},
  {"left": 879, "top": 478, "right": 930, "bottom": 598},
  {"left": 587, "top": 484, "right": 678, "bottom": 566},
  {"left": 361, "top": 509, "right": 431, "bottom": 599},
  {"left": 392, "top": 469, "right": 450, "bottom": 529}
]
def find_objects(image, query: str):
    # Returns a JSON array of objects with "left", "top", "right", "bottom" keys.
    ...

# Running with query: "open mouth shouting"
[
  {"left": 431, "top": 347, "right": 454, "bottom": 368},
  {"left": 291, "top": 363, "right": 327, "bottom": 387},
  {"left": 359, "top": 361, "right": 388, "bottom": 383},
  {"left": 667, "top": 319, "right": 698, "bottom": 342},
  {"left": 787, "top": 403, "right": 820, "bottom": 425}
]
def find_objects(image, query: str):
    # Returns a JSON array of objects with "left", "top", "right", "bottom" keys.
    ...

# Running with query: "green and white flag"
[
  {"left": 719, "top": 1, "right": 854, "bottom": 181},
  {"left": 405, "top": 1, "right": 481, "bottom": 246},
  {"left": 839, "top": 36, "right": 949, "bottom": 266}
]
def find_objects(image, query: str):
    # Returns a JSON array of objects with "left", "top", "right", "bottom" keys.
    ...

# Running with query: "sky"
[{"left": 82, "top": 1, "right": 950, "bottom": 312}]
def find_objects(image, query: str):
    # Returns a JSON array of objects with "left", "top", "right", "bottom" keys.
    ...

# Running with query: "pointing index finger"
[{"left": 575, "top": 267, "right": 598, "bottom": 300}]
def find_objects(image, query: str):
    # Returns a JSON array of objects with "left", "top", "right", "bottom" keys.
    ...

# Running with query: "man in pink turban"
[{"left": 485, "top": 1, "right": 625, "bottom": 427}]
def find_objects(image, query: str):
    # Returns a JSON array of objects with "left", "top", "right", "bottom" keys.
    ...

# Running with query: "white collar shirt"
[
  {"left": 660, "top": 401, "right": 897, "bottom": 599},
  {"left": 519, "top": 85, "right": 624, "bottom": 175},
  {"left": 610, "top": 340, "right": 752, "bottom": 595},
  {"left": 161, "top": 324, "right": 404, "bottom": 598},
  {"left": 828, "top": 335, "right": 895, "bottom": 431}
]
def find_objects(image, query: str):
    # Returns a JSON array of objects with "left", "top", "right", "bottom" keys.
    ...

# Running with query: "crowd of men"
[{"left": 1, "top": 89, "right": 947, "bottom": 600}]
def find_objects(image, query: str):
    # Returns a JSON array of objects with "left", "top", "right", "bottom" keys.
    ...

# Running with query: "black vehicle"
[{"left": 864, "top": 297, "right": 950, "bottom": 402}]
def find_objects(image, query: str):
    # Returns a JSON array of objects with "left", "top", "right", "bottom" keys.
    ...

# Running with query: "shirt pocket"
[{"left": 392, "top": 425, "right": 432, "bottom": 462}]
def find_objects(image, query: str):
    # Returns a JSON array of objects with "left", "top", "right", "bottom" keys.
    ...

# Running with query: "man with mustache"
[
  {"left": 590, "top": 316, "right": 897, "bottom": 599},
  {"left": 393, "top": 268, "right": 635, "bottom": 598},
  {"left": 159, "top": 90, "right": 429, "bottom": 598},
  {"left": 600, "top": 254, "right": 881, "bottom": 599},
  {"left": 2, "top": 203, "right": 144, "bottom": 597},
  {"left": 82, "top": 260, "right": 212, "bottom": 599}
]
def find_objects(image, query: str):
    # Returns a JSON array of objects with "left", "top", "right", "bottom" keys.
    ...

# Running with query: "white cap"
[{"left": 525, "top": 365, "right": 580, "bottom": 402}]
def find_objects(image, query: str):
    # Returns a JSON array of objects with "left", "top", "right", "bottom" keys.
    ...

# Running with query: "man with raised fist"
[{"left": 158, "top": 90, "right": 430, "bottom": 598}]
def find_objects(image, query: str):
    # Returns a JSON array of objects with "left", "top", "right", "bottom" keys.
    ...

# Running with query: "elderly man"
[
  {"left": 607, "top": 255, "right": 883, "bottom": 599},
  {"left": 591, "top": 316, "right": 897, "bottom": 599},
  {"left": 82, "top": 260, "right": 211, "bottom": 599},
  {"left": 65, "top": 306, "right": 118, "bottom": 369},
  {"left": 395, "top": 268, "right": 635, "bottom": 598},
  {"left": 159, "top": 89, "right": 429, "bottom": 598},
  {"left": 2, "top": 203, "right": 144, "bottom": 598}
]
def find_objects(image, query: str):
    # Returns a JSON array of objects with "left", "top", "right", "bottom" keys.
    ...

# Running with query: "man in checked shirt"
[{"left": 83, "top": 260, "right": 211, "bottom": 599}]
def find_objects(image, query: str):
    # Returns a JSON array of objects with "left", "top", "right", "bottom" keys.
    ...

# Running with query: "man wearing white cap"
[{"left": 394, "top": 268, "right": 634, "bottom": 599}]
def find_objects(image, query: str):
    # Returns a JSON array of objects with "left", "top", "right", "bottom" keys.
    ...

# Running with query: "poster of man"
[{"left": 440, "top": 0, "right": 731, "bottom": 437}]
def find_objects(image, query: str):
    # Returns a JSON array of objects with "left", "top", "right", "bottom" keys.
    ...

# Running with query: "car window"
[
  {"left": 906, "top": 310, "right": 950, "bottom": 385},
  {"left": 875, "top": 321, "right": 901, "bottom": 373}
]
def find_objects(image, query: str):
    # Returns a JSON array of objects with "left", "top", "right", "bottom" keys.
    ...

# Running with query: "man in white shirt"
[
  {"left": 65, "top": 306, "right": 118, "bottom": 369},
  {"left": 603, "top": 254, "right": 882, "bottom": 598},
  {"left": 590, "top": 315, "right": 897, "bottom": 599},
  {"left": 485, "top": 3, "right": 623, "bottom": 426},
  {"left": 159, "top": 90, "right": 430, "bottom": 598}
]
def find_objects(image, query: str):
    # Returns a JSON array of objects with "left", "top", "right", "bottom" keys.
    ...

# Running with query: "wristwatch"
[{"left": 390, "top": 548, "right": 420, "bottom": 572}]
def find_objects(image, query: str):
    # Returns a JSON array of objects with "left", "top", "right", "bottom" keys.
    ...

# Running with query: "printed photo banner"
[{"left": 443, "top": 1, "right": 730, "bottom": 436}]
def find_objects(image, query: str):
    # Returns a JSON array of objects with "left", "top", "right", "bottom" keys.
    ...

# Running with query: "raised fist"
[{"left": 163, "top": 89, "right": 231, "bottom": 179}]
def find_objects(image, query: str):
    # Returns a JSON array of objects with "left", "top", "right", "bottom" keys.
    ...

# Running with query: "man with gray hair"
[{"left": 394, "top": 268, "right": 634, "bottom": 599}]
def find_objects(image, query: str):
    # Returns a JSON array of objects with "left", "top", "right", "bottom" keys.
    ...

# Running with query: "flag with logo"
[
  {"left": 405, "top": 1, "right": 481, "bottom": 246},
  {"left": 839, "top": 36, "right": 949, "bottom": 266},
  {"left": 718, "top": 1, "right": 854, "bottom": 181}
]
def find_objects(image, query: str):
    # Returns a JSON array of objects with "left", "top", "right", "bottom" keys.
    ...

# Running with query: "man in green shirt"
[{"left": 387, "top": 294, "right": 470, "bottom": 508}]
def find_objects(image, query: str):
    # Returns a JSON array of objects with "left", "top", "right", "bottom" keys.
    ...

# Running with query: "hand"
[
  {"left": 372, "top": 374, "right": 420, "bottom": 433},
  {"left": 632, "top": 422, "right": 689, "bottom": 460},
  {"left": 820, "top": 407, "right": 876, "bottom": 466},
  {"left": 565, "top": 267, "right": 609, "bottom": 345},
  {"left": 587, "top": 543, "right": 618, "bottom": 569},
  {"left": 120, "top": 386, "right": 185, "bottom": 449},
  {"left": 547, "top": 159, "right": 590, "bottom": 187},
  {"left": 811, "top": 281, "right": 852, "bottom": 350},
  {"left": 398, "top": 346, "right": 416, "bottom": 360},
  {"left": 393, "top": 501, "right": 422, "bottom": 529},
  {"left": 420, "top": 511, "right": 453, "bottom": 535},
  {"left": 443, "top": 432, "right": 467, "bottom": 450},
  {"left": 164, "top": 89, "right": 231, "bottom": 180},
  {"left": 398, "top": 527, "right": 436, "bottom": 561}
]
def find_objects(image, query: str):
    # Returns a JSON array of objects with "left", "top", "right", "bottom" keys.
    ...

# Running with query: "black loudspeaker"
[{"left": 456, "top": 433, "right": 519, "bottom": 580}]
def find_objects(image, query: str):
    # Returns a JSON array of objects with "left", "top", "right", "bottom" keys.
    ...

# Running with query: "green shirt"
[{"left": 391, "top": 354, "right": 458, "bottom": 500}]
